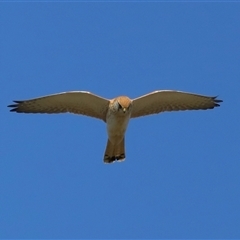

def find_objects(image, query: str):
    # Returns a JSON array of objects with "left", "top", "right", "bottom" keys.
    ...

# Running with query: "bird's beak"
[{"left": 123, "top": 108, "right": 126, "bottom": 113}]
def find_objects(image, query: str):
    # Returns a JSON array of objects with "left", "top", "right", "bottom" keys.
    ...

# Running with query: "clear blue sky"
[{"left": 1, "top": 2, "right": 239, "bottom": 239}]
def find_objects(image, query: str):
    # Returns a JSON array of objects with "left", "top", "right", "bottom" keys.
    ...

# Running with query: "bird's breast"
[{"left": 106, "top": 111, "right": 130, "bottom": 144}]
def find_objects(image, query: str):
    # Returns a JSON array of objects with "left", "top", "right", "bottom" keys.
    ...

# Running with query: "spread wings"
[
  {"left": 8, "top": 91, "right": 110, "bottom": 121},
  {"left": 131, "top": 90, "right": 222, "bottom": 118}
]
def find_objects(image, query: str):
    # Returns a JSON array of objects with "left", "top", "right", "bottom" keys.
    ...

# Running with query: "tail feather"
[{"left": 104, "top": 138, "right": 125, "bottom": 163}]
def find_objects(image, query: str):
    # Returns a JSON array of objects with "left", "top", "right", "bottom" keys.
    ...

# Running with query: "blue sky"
[{"left": 1, "top": 2, "right": 240, "bottom": 239}]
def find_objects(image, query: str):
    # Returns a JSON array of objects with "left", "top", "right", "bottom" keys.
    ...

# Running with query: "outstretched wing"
[
  {"left": 8, "top": 91, "right": 110, "bottom": 121},
  {"left": 131, "top": 90, "right": 222, "bottom": 118}
]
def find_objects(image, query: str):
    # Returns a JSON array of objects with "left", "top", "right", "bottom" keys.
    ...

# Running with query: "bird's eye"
[{"left": 118, "top": 103, "right": 123, "bottom": 110}]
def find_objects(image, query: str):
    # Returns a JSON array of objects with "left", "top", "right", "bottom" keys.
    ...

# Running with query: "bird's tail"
[{"left": 104, "top": 138, "right": 125, "bottom": 163}]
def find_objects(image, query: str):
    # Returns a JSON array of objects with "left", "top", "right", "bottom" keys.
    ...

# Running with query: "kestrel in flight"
[{"left": 8, "top": 90, "right": 222, "bottom": 163}]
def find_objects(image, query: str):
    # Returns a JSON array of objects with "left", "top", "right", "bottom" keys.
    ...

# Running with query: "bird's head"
[{"left": 116, "top": 96, "right": 132, "bottom": 114}]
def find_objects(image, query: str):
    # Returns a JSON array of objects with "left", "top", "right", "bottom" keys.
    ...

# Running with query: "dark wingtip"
[
  {"left": 213, "top": 96, "right": 223, "bottom": 107},
  {"left": 8, "top": 104, "right": 17, "bottom": 108},
  {"left": 8, "top": 100, "right": 22, "bottom": 112},
  {"left": 9, "top": 108, "right": 18, "bottom": 112}
]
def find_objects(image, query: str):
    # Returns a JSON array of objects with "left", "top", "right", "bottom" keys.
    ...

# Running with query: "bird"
[{"left": 8, "top": 90, "right": 222, "bottom": 163}]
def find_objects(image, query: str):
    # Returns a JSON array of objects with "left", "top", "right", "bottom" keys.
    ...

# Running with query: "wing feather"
[
  {"left": 8, "top": 91, "right": 110, "bottom": 121},
  {"left": 131, "top": 90, "right": 223, "bottom": 118}
]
